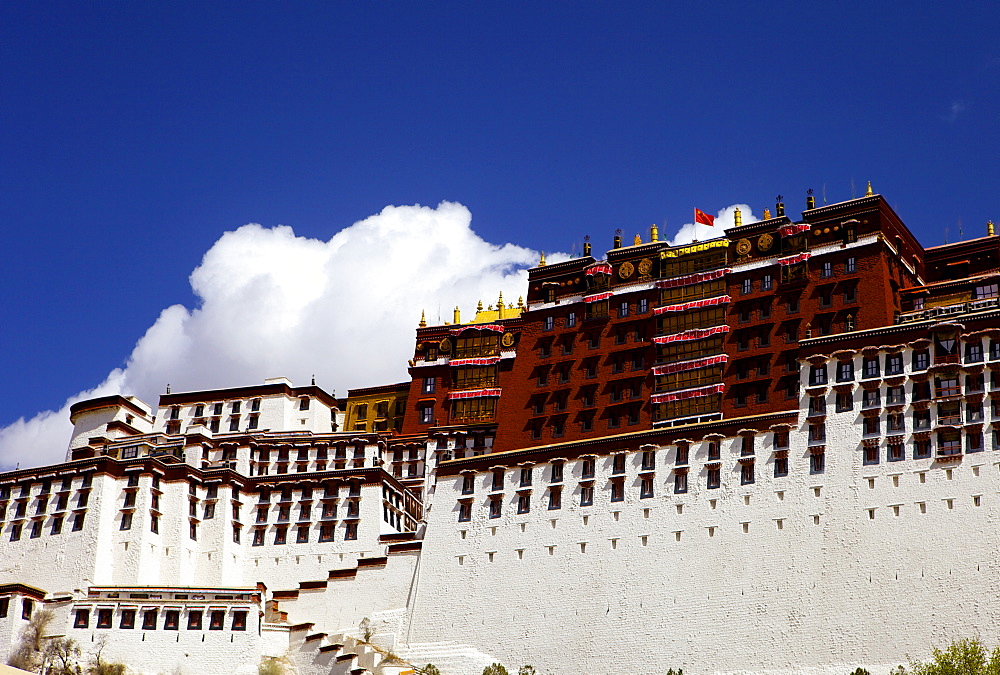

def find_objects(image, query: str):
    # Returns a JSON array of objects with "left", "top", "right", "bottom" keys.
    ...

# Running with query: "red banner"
[
  {"left": 448, "top": 388, "right": 502, "bottom": 400},
  {"left": 653, "top": 295, "right": 731, "bottom": 314},
  {"left": 655, "top": 268, "right": 731, "bottom": 289},
  {"left": 779, "top": 224, "right": 810, "bottom": 237},
  {"left": 449, "top": 357, "right": 501, "bottom": 366},
  {"left": 652, "top": 354, "right": 728, "bottom": 376},
  {"left": 449, "top": 324, "right": 505, "bottom": 335},
  {"left": 695, "top": 209, "right": 715, "bottom": 227},
  {"left": 650, "top": 383, "right": 725, "bottom": 403},
  {"left": 652, "top": 325, "right": 730, "bottom": 344},
  {"left": 585, "top": 263, "right": 613, "bottom": 276},
  {"left": 583, "top": 291, "right": 613, "bottom": 303},
  {"left": 778, "top": 252, "right": 811, "bottom": 266}
]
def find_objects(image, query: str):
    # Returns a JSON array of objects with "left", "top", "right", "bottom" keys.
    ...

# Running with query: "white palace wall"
[{"left": 405, "top": 351, "right": 1000, "bottom": 674}]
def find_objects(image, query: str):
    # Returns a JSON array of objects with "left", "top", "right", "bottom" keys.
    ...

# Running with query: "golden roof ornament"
[
  {"left": 633, "top": 233, "right": 642, "bottom": 245},
  {"left": 539, "top": 252, "right": 547, "bottom": 266},
  {"left": 650, "top": 224, "right": 659, "bottom": 242},
  {"left": 865, "top": 181, "right": 873, "bottom": 197},
  {"left": 454, "top": 306, "right": 461, "bottom": 324},
  {"left": 988, "top": 220, "right": 995, "bottom": 236},
  {"left": 419, "top": 310, "right": 427, "bottom": 328},
  {"left": 763, "top": 207, "right": 772, "bottom": 220},
  {"left": 517, "top": 296, "right": 525, "bottom": 309},
  {"left": 734, "top": 207, "right": 742, "bottom": 228},
  {"left": 477, "top": 300, "right": 484, "bottom": 312}
]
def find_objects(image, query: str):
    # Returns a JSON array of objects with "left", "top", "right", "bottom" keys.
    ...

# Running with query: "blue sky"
[{"left": 2, "top": 2, "right": 999, "bottom": 454}]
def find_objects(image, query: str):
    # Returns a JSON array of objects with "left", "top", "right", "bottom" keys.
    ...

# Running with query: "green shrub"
[{"left": 483, "top": 664, "right": 509, "bottom": 675}]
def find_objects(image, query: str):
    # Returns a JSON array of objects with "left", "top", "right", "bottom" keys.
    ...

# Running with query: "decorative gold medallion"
[
  {"left": 501, "top": 333, "right": 515, "bottom": 348},
  {"left": 757, "top": 233, "right": 774, "bottom": 252},
  {"left": 638, "top": 258, "right": 653, "bottom": 276},
  {"left": 735, "top": 238, "right": 752, "bottom": 256},
  {"left": 439, "top": 337, "right": 452, "bottom": 352},
  {"left": 618, "top": 261, "right": 634, "bottom": 279}
]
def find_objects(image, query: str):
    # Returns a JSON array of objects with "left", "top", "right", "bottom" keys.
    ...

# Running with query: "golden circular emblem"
[
  {"left": 439, "top": 337, "right": 452, "bottom": 352},
  {"left": 618, "top": 261, "right": 634, "bottom": 279},
  {"left": 735, "top": 238, "right": 752, "bottom": 256},
  {"left": 638, "top": 258, "right": 653, "bottom": 276},
  {"left": 501, "top": 333, "right": 515, "bottom": 348},
  {"left": 757, "top": 233, "right": 774, "bottom": 252}
]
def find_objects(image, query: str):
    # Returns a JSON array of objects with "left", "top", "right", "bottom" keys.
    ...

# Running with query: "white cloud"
[
  {"left": 0, "top": 201, "right": 751, "bottom": 471},
  {"left": 0, "top": 202, "right": 541, "bottom": 470},
  {"left": 942, "top": 99, "right": 969, "bottom": 124},
  {"left": 667, "top": 204, "right": 758, "bottom": 245}
]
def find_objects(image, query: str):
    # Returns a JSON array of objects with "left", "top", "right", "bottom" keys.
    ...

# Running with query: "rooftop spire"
[
  {"left": 650, "top": 224, "right": 659, "bottom": 242},
  {"left": 539, "top": 252, "right": 547, "bottom": 266},
  {"left": 419, "top": 310, "right": 426, "bottom": 328},
  {"left": 989, "top": 220, "right": 996, "bottom": 236},
  {"left": 865, "top": 181, "right": 873, "bottom": 197},
  {"left": 733, "top": 207, "right": 742, "bottom": 228}
]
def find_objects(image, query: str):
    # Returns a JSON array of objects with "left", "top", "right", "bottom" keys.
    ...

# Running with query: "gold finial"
[
  {"left": 650, "top": 224, "right": 659, "bottom": 242},
  {"left": 539, "top": 252, "right": 547, "bottom": 266},
  {"left": 419, "top": 310, "right": 427, "bottom": 328},
  {"left": 454, "top": 306, "right": 461, "bottom": 324},
  {"left": 477, "top": 300, "right": 483, "bottom": 312},
  {"left": 763, "top": 207, "right": 772, "bottom": 220},
  {"left": 988, "top": 220, "right": 995, "bottom": 236},
  {"left": 734, "top": 207, "right": 742, "bottom": 228},
  {"left": 633, "top": 233, "right": 642, "bottom": 246},
  {"left": 517, "top": 296, "right": 525, "bottom": 309},
  {"left": 805, "top": 322, "right": 812, "bottom": 339},
  {"left": 865, "top": 181, "right": 873, "bottom": 197}
]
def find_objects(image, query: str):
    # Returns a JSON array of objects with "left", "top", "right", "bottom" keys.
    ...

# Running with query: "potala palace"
[{"left": 3, "top": 189, "right": 1000, "bottom": 675}]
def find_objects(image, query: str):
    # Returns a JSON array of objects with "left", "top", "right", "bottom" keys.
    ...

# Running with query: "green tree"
[
  {"left": 420, "top": 665, "right": 442, "bottom": 675},
  {"left": 850, "top": 669, "right": 871, "bottom": 675},
  {"left": 518, "top": 667, "right": 536, "bottom": 675},
  {"left": 905, "top": 638, "right": 1000, "bottom": 675},
  {"left": 483, "top": 664, "right": 509, "bottom": 675}
]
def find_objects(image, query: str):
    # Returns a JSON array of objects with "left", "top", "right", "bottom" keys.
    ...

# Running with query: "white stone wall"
[{"left": 406, "top": 419, "right": 1000, "bottom": 674}]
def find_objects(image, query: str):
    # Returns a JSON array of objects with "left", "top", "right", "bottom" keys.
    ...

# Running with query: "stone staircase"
[{"left": 394, "top": 640, "right": 498, "bottom": 675}]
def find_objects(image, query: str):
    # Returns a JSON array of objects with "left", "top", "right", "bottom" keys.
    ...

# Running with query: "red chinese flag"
[{"left": 694, "top": 208, "right": 715, "bottom": 226}]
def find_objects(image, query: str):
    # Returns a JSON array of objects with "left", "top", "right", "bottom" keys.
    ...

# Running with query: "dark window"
[
  {"left": 517, "top": 494, "right": 530, "bottom": 514},
  {"left": 551, "top": 462, "right": 564, "bottom": 482},
  {"left": 674, "top": 472, "right": 688, "bottom": 494},
  {"left": 209, "top": 610, "right": 225, "bottom": 630},
  {"left": 232, "top": 611, "right": 247, "bottom": 631},
  {"left": 0, "top": 598, "right": 8, "bottom": 618},
  {"left": 74, "top": 609, "right": 90, "bottom": 629},
  {"left": 640, "top": 476, "right": 654, "bottom": 498},
  {"left": 164, "top": 610, "right": 180, "bottom": 630},
  {"left": 774, "top": 457, "right": 788, "bottom": 477},
  {"left": 612, "top": 454, "right": 626, "bottom": 475},
  {"left": 548, "top": 488, "right": 562, "bottom": 510},
  {"left": 740, "top": 462, "right": 755, "bottom": 485},
  {"left": 458, "top": 502, "right": 472, "bottom": 522},
  {"left": 274, "top": 526, "right": 287, "bottom": 545},
  {"left": 142, "top": 610, "right": 158, "bottom": 630},
  {"left": 581, "top": 457, "right": 595, "bottom": 478},
  {"left": 120, "top": 609, "right": 135, "bottom": 629},
  {"left": 707, "top": 466, "right": 721, "bottom": 489},
  {"left": 862, "top": 357, "right": 879, "bottom": 378},
  {"left": 809, "top": 365, "right": 827, "bottom": 386},
  {"left": 810, "top": 451, "right": 825, "bottom": 474},
  {"left": 489, "top": 498, "right": 502, "bottom": 519},
  {"left": 580, "top": 485, "right": 594, "bottom": 506},
  {"left": 188, "top": 611, "right": 203, "bottom": 630},
  {"left": 885, "top": 354, "right": 903, "bottom": 375}
]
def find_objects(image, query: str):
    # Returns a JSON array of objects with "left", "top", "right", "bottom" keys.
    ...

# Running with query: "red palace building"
[{"left": 388, "top": 187, "right": 999, "bottom": 468}]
